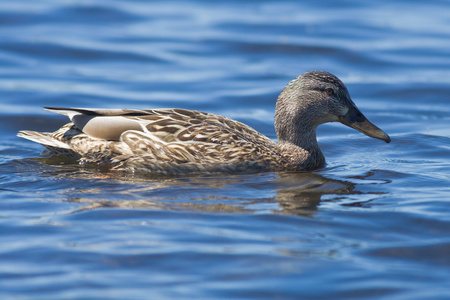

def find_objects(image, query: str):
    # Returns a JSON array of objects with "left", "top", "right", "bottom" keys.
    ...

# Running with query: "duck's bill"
[{"left": 339, "top": 106, "right": 391, "bottom": 143}]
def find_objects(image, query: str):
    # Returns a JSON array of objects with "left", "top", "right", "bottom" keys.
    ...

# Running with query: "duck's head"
[{"left": 275, "top": 71, "right": 391, "bottom": 146}]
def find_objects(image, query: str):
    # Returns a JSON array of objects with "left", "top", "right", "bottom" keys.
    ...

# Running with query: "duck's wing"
[
  {"left": 44, "top": 107, "right": 161, "bottom": 141},
  {"left": 19, "top": 107, "right": 278, "bottom": 173},
  {"left": 112, "top": 109, "right": 278, "bottom": 173},
  {"left": 44, "top": 107, "right": 272, "bottom": 146}
]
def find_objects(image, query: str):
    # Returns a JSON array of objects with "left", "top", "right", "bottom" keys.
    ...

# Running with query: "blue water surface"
[{"left": 1, "top": 0, "right": 450, "bottom": 299}]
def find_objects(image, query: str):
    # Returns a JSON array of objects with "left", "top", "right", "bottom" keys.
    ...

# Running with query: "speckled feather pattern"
[{"left": 20, "top": 109, "right": 299, "bottom": 175}]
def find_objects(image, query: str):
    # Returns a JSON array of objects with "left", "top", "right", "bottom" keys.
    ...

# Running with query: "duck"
[{"left": 18, "top": 71, "right": 390, "bottom": 175}]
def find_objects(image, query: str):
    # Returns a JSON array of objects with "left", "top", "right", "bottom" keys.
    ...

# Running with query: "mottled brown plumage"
[{"left": 18, "top": 71, "right": 390, "bottom": 175}]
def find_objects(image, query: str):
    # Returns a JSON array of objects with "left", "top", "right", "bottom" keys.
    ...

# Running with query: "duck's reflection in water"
[
  {"left": 273, "top": 172, "right": 357, "bottom": 215},
  {"left": 62, "top": 170, "right": 361, "bottom": 217}
]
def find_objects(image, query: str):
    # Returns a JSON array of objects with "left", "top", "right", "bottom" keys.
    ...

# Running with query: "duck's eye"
[{"left": 325, "top": 88, "right": 334, "bottom": 96}]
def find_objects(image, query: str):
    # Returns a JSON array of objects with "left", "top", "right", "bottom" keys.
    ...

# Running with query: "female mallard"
[{"left": 18, "top": 71, "right": 390, "bottom": 175}]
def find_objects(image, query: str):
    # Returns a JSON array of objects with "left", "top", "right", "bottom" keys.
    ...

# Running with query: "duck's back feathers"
[{"left": 19, "top": 107, "right": 281, "bottom": 174}]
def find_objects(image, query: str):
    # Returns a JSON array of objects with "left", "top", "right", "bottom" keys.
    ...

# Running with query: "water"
[{"left": 1, "top": 0, "right": 450, "bottom": 299}]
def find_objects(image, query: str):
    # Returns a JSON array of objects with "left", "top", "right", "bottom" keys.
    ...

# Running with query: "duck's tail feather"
[{"left": 17, "top": 131, "right": 71, "bottom": 149}]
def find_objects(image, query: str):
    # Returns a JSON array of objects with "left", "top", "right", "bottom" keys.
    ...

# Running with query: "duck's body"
[{"left": 18, "top": 71, "right": 390, "bottom": 175}]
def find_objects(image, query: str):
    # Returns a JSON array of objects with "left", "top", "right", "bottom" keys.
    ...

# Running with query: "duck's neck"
[{"left": 275, "top": 118, "right": 325, "bottom": 170}]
